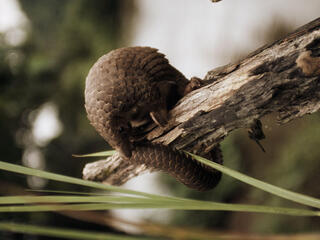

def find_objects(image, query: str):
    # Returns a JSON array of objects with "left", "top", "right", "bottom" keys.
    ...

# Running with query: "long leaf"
[
  {"left": 0, "top": 198, "right": 319, "bottom": 216},
  {"left": 187, "top": 152, "right": 320, "bottom": 209},
  {"left": 0, "top": 161, "right": 173, "bottom": 200},
  {"left": 0, "top": 195, "right": 161, "bottom": 204},
  {"left": 72, "top": 150, "right": 116, "bottom": 158}
]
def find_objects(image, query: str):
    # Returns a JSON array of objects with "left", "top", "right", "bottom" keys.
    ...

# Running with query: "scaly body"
[{"left": 85, "top": 46, "right": 222, "bottom": 191}]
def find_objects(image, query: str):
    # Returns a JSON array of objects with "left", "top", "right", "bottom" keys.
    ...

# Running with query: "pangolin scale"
[{"left": 85, "top": 46, "right": 222, "bottom": 191}]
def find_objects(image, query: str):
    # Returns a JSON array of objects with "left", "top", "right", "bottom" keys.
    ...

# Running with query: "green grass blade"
[
  {"left": 0, "top": 195, "right": 159, "bottom": 204},
  {"left": 0, "top": 161, "right": 174, "bottom": 200},
  {"left": 187, "top": 152, "right": 320, "bottom": 209},
  {"left": 72, "top": 150, "right": 116, "bottom": 158},
  {"left": 1, "top": 160, "right": 320, "bottom": 216},
  {"left": 2, "top": 195, "right": 319, "bottom": 216},
  {"left": 26, "top": 189, "right": 106, "bottom": 195},
  {"left": 0, "top": 199, "right": 319, "bottom": 216},
  {"left": 0, "top": 222, "right": 153, "bottom": 240}
]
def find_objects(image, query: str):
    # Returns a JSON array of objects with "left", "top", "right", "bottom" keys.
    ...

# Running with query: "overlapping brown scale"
[
  {"left": 85, "top": 46, "right": 222, "bottom": 191},
  {"left": 131, "top": 143, "right": 221, "bottom": 191}
]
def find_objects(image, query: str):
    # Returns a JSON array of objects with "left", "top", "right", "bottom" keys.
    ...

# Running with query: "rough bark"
[{"left": 83, "top": 17, "right": 320, "bottom": 185}]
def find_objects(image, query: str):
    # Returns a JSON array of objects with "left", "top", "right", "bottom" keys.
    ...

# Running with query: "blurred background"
[{"left": 0, "top": 0, "right": 320, "bottom": 239}]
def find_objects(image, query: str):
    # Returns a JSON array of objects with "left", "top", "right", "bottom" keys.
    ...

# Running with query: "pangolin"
[{"left": 84, "top": 46, "right": 222, "bottom": 191}]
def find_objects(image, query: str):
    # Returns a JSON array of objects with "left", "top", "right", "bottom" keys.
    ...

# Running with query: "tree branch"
[{"left": 83, "top": 17, "right": 320, "bottom": 185}]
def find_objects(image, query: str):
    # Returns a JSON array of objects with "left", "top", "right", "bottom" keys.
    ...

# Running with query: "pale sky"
[
  {"left": 131, "top": 0, "right": 320, "bottom": 79},
  {"left": 0, "top": 0, "right": 26, "bottom": 31},
  {"left": 0, "top": 0, "right": 28, "bottom": 45}
]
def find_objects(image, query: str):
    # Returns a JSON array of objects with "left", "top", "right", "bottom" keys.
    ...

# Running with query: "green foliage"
[
  {"left": 1, "top": 158, "right": 319, "bottom": 215},
  {"left": 0, "top": 155, "right": 320, "bottom": 238}
]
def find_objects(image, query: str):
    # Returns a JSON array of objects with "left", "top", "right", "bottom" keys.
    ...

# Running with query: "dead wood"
[{"left": 83, "top": 17, "right": 320, "bottom": 185}]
